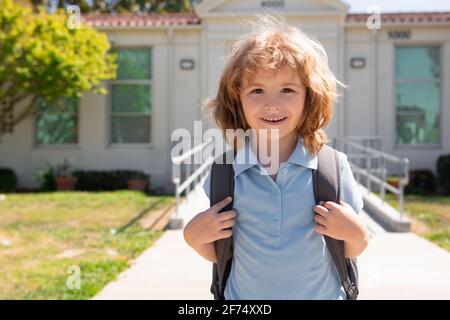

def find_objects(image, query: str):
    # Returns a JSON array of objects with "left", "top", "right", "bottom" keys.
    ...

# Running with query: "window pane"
[
  {"left": 36, "top": 97, "right": 78, "bottom": 144},
  {"left": 113, "top": 48, "right": 151, "bottom": 80},
  {"left": 396, "top": 82, "right": 440, "bottom": 145},
  {"left": 111, "top": 84, "right": 151, "bottom": 113},
  {"left": 396, "top": 47, "right": 440, "bottom": 79},
  {"left": 111, "top": 116, "right": 151, "bottom": 143}
]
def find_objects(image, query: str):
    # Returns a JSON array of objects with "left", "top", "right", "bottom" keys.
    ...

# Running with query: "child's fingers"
[
  {"left": 220, "top": 218, "right": 235, "bottom": 229},
  {"left": 211, "top": 196, "right": 232, "bottom": 212},
  {"left": 313, "top": 204, "right": 329, "bottom": 217},
  {"left": 314, "top": 214, "right": 327, "bottom": 226},
  {"left": 323, "top": 201, "right": 340, "bottom": 210},
  {"left": 218, "top": 229, "right": 233, "bottom": 239},
  {"left": 217, "top": 209, "right": 237, "bottom": 221},
  {"left": 314, "top": 223, "right": 327, "bottom": 235}
]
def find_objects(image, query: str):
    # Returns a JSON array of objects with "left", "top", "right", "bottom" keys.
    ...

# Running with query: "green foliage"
[
  {"left": 30, "top": 0, "right": 195, "bottom": 14},
  {"left": 406, "top": 169, "right": 437, "bottom": 195},
  {"left": 72, "top": 169, "right": 150, "bottom": 191},
  {"left": 54, "top": 158, "right": 74, "bottom": 177},
  {"left": 34, "top": 162, "right": 57, "bottom": 191},
  {"left": 0, "top": 0, "right": 117, "bottom": 135},
  {"left": 0, "top": 168, "right": 17, "bottom": 192},
  {"left": 437, "top": 155, "right": 450, "bottom": 194}
]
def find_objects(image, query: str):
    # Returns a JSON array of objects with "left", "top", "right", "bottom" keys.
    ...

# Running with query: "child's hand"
[
  {"left": 183, "top": 196, "right": 237, "bottom": 247},
  {"left": 313, "top": 200, "right": 366, "bottom": 242}
]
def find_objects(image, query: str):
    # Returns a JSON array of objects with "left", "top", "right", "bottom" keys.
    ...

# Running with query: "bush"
[
  {"left": 35, "top": 163, "right": 56, "bottom": 191},
  {"left": 437, "top": 155, "right": 450, "bottom": 194},
  {"left": 405, "top": 169, "right": 436, "bottom": 195},
  {"left": 72, "top": 170, "right": 149, "bottom": 191},
  {"left": 0, "top": 168, "right": 17, "bottom": 193}
]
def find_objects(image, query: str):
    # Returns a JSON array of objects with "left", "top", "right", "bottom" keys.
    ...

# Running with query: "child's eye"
[
  {"left": 251, "top": 89, "right": 264, "bottom": 94},
  {"left": 282, "top": 88, "right": 295, "bottom": 93}
]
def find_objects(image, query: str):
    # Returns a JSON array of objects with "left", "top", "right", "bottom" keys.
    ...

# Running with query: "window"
[
  {"left": 395, "top": 46, "right": 440, "bottom": 146},
  {"left": 35, "top": 96, "right": 78, "bottom": 145},
  {"left": 110, "top": 48, "right": 152, "bottom": 144}
]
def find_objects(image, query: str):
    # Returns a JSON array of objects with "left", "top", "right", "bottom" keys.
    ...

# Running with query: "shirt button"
[
  {"left": 281, "top": 168, "right": 288, "bottom": 174},
  {"left": 273, "top": 214, "right": 279, "bottom": 220}
]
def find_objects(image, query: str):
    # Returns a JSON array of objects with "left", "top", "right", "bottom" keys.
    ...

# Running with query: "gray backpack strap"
[
  {"left": 209, "top": 149, "right": 235, "bottom": 300},
  {"left": 313, "top": 144, "right": 359, "bottom": 300}
]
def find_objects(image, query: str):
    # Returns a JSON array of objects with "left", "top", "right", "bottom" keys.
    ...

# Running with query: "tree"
[
  {"left": 29, "top": 0, "right": 194, "bottom": 14},
  {"left": 0, "top": 0, "right": 117, "bottom": 138}
]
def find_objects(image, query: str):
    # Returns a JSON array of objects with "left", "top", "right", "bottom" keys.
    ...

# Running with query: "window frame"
[
  {"left": 108, "top": 46, "right": 154, "bottom": 148},
  {"left": 33, "top": 96, "right": 80, "bottom": 149},
  {"left": 394, "top": 44, "right": 443, "bottom": 150}
]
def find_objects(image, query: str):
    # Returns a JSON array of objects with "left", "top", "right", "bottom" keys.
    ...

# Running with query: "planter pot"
[
  {"left": 386, "top": 179, "right": 399, "bottom": 188},
  {"left": 127, "top": 178, "right": 148, "bottom": 191},
  {"left": 55, "top": 176, "right": 78, "bottom": 191}
]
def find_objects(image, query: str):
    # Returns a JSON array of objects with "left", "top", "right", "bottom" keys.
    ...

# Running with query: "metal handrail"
[
  {"left": 170, "top": 137, "right": 215, "bottom": 228},
  {"left": 333, "top": 137, "right": 409, "bottom": 218}
]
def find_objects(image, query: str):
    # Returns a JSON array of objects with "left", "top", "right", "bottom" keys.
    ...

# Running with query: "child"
[{"left": 183, "top": 15, "right": 369, "bottom": 300}]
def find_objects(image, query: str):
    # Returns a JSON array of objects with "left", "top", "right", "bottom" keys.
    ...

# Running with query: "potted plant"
[
  {"left": 35, "top": 162, "right": 56, "bottom": 191},
  {"left": 386, "top": 176, "right": 399, "bottom": 188},
  {"left": 54, "top": 158, "right": 78, "bottom": 191},
  {"left": 127, "top": 171, "right": 149, "bottom": 192}
]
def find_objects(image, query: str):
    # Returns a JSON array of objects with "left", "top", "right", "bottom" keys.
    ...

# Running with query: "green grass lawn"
[
  {"left": 383, "top": 193, "right": 450, "bottom": 252},
  {"left": 0, "top": 191, "right": 174, "bottom": 299}
]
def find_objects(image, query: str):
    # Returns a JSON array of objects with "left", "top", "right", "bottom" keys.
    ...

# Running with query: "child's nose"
[{"left": 264, "top": 105, "right": 281, "bottom": 111}]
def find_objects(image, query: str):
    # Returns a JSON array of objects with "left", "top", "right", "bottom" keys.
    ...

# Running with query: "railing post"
[
  {"left": 186, "top": 162, "right": 191, "bottom": 203},
  {"left": 399, "top": 158, "right": 410, "bottom": 219},
  {"left": 175, "top": 181, "right": 180, "bottom": 218},
  {"left": 365, "top": 151, "right": 370, "bottom": 194},
  {"left": 380, "top": 155, "right": 386, "bottom": 204},
  {"left": 399, "top": 182, "right": 404, "bottom": 219},
  {"left": 367, "top": 152, "right": 372, "bottom": 193},
  {"left": 170, "top": 160, "right": 183, "bottom": 229}
]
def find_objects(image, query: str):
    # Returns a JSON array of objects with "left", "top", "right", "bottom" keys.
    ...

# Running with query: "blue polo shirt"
[{"left": 202, "top": 136, "right": 364, "bottom": 300}]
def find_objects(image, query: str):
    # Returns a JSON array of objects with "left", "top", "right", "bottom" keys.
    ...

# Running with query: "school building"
[{"left": 1, "top": 0, "right": 449, "bottom": 192}]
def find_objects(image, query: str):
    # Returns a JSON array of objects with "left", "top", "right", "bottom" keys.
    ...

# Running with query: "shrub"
[
  {"left": 405, "top": 169, "right": 436, "bottom": 195},
  {"left": 0, "top": 168, "right": 17, "bottom": 193},
  {"left": 35, "top": 163, "right": 56, "bottom": 191},
  {"left": 72, "top": 170, "right": 149, "bottom": 191},
  {"left": 437, "top": 155, "right": 450, "bottom": 194}
]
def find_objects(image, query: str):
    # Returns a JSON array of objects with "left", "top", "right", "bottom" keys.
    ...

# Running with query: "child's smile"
[{"left": 260, "top": 116, "right": 288, "bottom": 125}]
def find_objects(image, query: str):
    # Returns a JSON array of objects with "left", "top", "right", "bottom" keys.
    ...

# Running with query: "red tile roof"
[
  {"left": 346, "top": 12, "right": 450, "bottom": 24},
  {"left": 82, "top": 12, "right": 201, "bottom": 27},
  {"left": 82, "top": 12, "right": 450, "bottom": 28}
]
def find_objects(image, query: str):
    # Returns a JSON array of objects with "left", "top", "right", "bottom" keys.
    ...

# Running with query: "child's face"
[{"left": 239, "top": 64, "right": 306, "bottom": 142}]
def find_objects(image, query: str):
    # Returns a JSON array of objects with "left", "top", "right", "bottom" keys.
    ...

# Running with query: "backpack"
[{"left": 209, "top": 143, "right": 359, "bottom": 300}]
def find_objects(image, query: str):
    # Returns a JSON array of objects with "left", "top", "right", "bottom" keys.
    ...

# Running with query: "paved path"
[{"left": 94, "top": 183, "right": 450, "bottom": 300}]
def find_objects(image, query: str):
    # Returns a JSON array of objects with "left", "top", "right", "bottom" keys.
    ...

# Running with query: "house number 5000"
[{"left": 388, "top": 30, "right": 412, "bottom": 40}]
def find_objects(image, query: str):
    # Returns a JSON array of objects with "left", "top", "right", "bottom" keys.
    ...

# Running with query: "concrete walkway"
[{"left": 94, "top": 183, "right": 450, "bottom": 300}]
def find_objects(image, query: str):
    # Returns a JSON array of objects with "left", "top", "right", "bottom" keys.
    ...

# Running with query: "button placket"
[{"left": 273, "top": 190, "right": 282, "bottom": 236}]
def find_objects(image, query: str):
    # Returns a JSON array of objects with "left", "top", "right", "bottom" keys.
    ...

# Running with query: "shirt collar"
[
  {"left": 232, "top": 136, "right": 318, "bottom": 177},
  {"left": 285, "top": 137, "right": 318, "bottom": 170},
  {"left": 232, "top": 137, "right": 259, "bottom": 177}
]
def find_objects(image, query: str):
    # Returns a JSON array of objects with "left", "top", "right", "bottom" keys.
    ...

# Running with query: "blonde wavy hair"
[{"left": 203, "top": 14, "right": 345, "bottom": 155}]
